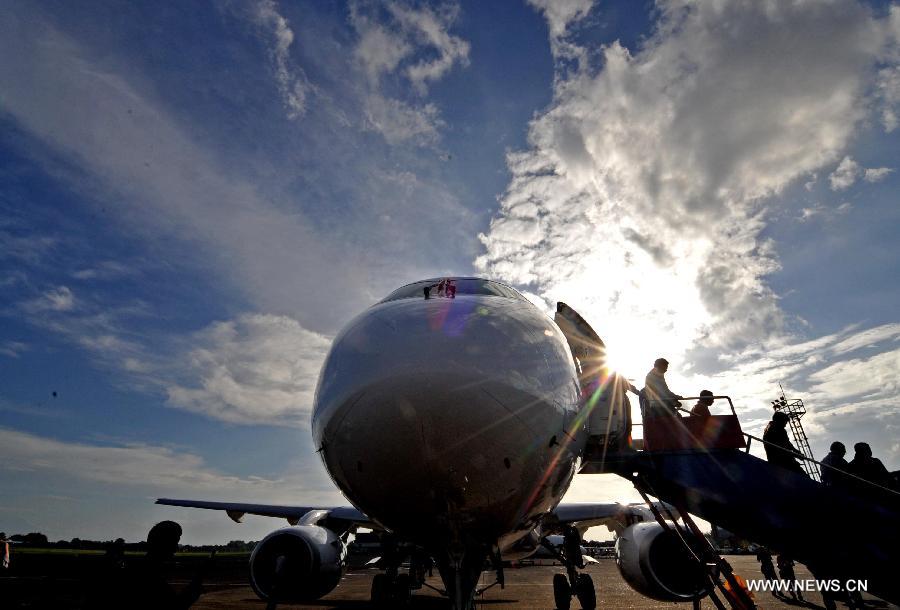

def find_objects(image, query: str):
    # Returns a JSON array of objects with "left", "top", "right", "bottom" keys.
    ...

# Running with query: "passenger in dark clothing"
[
  {"left": 126, "top": 521, "right": 205, "bottom": 610},
  {"left": 83, "top": 539, "right": 128, "bottom": 609},
  {"left": 763, "top": 412, "right": 807, "bottom": 476},
  {"left": 847, "top": 442, "right": 892, "bottom": 496},
  {"left": 776, "top": 555, "right": 803, "bottom": 601},
  {"left": 642, "top": 358, "right": 683, "bottom": 418},
  {"left": 820, "top": 441, "right": 850, "bottom": 488},
  {"left": 690, "top": 390, "right": 714, "bottom": 419},
  {"left": 755, "top": 548, "right": 780, "bottom": 598}
]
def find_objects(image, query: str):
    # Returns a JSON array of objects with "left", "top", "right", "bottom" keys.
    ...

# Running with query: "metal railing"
[{"left": 659, "top": 396, "right": 900, "bottom": 499}]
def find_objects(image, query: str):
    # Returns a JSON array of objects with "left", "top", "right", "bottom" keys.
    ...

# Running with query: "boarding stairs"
[
  {"left": 552, "top": 302, "right": 900, "bottom": 606},
  {"left": 580, "top": 395, "right": 900, "bottom": 606}
]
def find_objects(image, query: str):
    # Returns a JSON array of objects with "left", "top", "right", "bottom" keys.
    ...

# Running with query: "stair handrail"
[
  {"left": 741, "top": 430, "right": 900, "bottom": 499},
  {"left": 670, "top": 399, "right": 900, "bottom": 498},
  {"left": 675, "top": 395, "right": 738, "bottom": 417}
]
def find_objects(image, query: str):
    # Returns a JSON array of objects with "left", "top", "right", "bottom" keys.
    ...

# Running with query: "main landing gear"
[
  {"left": 370, "top": 539, "right": 432, "bottom": 607},
  {"left": 370, "top": 572, "right": 412, "bottom": 606},
  {"left": 545, "top": 526, "right": 597, "bottom": 610}
]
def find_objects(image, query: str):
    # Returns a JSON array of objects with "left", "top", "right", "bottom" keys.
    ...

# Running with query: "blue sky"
[{"left": 1, "top": 0, "right": 899, "bottom": 544}]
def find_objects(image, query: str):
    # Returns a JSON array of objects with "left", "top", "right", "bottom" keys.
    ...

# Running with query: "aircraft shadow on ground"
[{"left": 274, "top": 597, "right": 522, "bottom": 608}]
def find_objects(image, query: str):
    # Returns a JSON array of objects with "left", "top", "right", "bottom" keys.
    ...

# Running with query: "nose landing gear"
[{"left": 545, "top": 526, "right": 597, "bottom": 610}]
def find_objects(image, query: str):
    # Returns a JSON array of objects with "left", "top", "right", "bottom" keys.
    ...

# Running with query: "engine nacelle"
[
  {"left": 615, "top": 522, "right": 708, "bottom": 602},
  {"left": 249, "top": 525, "right": 345, "bottom": 602}
]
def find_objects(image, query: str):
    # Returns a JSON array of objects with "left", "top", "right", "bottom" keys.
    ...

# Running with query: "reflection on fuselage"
[{"left": 312, "top": 279, "right": 585, "bottom": 552}]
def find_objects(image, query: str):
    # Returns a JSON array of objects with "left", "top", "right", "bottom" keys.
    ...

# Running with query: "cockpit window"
[{"left": 380, "top": 278, "right": 528, "bottom": 303}]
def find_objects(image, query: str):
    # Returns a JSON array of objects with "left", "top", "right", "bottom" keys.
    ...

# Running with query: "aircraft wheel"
[
  {"left": 371, "top": 573, "right": 389, "bottom": 606},
  {"left": 575, "top": 573, "right": 596, "bottom": 610},
  {"left": 393, "top": 573, "right": 412, "bottom": 604},
  {"left": 553, "top": 573, "right": 571, "bottom": 610}
]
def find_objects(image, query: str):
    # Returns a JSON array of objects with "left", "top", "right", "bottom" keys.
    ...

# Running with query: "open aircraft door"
[{"left": 554, "top": 302, "right": 633, "bottom": 456}]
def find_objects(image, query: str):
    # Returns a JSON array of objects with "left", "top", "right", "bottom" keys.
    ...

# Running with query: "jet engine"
[
  {"left": 615, "top": 522, "right": 708, "bottom": 601},
  {"left": 249, "top": 525, "right": 345, "bottom": 602}
]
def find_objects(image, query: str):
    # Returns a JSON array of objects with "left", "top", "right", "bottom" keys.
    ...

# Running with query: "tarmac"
[
  {"left": 189, "top": 556, "right": 895, "bottom": 610},
  {"left": 3, "top": 554, "right": 894, "bottom": 609}
]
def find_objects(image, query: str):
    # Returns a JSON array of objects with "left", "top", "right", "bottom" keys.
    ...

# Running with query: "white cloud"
[
  {"left": 798, "top": 201, "right": 852, "bottom": 222},
  {"left": 166, "top": 314, "right": 332, "bottom": 426},
  {"left": 477, "top": 0, "right": 898, "bottom": 378},
  {"left": 527, "top": 0, "right": 594, "bottom": 65},
  {"left": 351, "top": 1, "right": 469, "bottom": 93},
  {"left": 829, "top": 157, "right": 893, "bottom": 190},
  {"left": 349, "top": 0, "right": 469, "bottom": 144},
  {"left": 362, "top": 94, "right": 443, "bottom": 145},
  {"left": 13, "top": 292, "right": 333, "bottom": 427},
  {"left": 527, "top": 0, "right": 593, "bottom": 39},
  {"left": 829, "top": 156, "right": 861, "bottom": 190},
  {"left": 354, "top": 18, "right": 412, "bottom": 84},
  {"left": 807, "top": 349, "right": 900, "bottom": 401},
  {"left": 254, "top": 0, "right": 312, "bottom": 119},
  {"left": 0, "top": 426, "right": 343, "bottom": 542},
  {"left": 0, "top": 341, "right": 28, "bottom": 358},
  {"left": 876, "top": 6, "right": 900, "bottom": 131},
  {"left": 863, "top": 166, "right": 894, "bottom": 182},
  {"left": 0, "top": 427, "right": 270, "bottom": 491},
  {"left": 0, "top": 226, "right": 58, "bottom": 265},
  {"left": 387, "top": 2, "right": 470, "bottom": 93},
  {"left": 23, "top": 286, "right": 76, "bottom": 313},
  {"left": 72, "top": 260, "right": 136, "bottom": 281},
  {"left": 659, "top": 323, "right": 900, "bottom": 471}
]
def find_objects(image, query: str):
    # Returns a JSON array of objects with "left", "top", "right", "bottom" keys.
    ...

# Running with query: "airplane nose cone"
[{"left": 312, "top": 295, "right": 580, "bottom": 539}]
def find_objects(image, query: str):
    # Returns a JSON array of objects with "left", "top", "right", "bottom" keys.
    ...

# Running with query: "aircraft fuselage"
[{"left": 312, "top": 278, "right": 584, "bottom": 555}]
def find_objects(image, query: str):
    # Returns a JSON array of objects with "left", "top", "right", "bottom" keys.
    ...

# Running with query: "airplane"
[{"left": 158, "top": 277, "right": 711, "bottom": 609}]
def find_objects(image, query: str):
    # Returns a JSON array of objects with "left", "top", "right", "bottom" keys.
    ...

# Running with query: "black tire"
[
  {"left": 371, "top": 573, "right": 389, "bottom": 606},
  {"left": 553, "top": 573, "right": 571, "bottom": 610},
  {"left": 393, "top": 573, "right": 411, "bottom": 604},
  {"left": 575, "top": 573, "right": 596, "bottom": 610}
]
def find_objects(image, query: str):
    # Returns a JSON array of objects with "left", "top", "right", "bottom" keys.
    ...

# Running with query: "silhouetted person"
[
  {"left": 642, "top": 358, "right": 683, "bottom": 418},
  {"left": 690, "top": 390, "right": 714, "bottom": 419},
  {"left": 84, "top": 538, "right": 128, "bottom": 609},
  {"left": 0, "top": 532, "right": 9, "bottom": 572},
  {"left": 776, "top": 555, "right": 802, "bottom": 601},
  {"left": 820, "top": 441, "right": 850, "bottom": 488},
  {"left": 847, "top": 442, "right": 892, "bottom": 497},
  {"left": 755, "top": 548, "right": 780, "bottom": 598},
  {"left": 562, "top": 525, "right": 585, "bottom": 569},
  {"left": 763, "top": 411, "right": 807, "bottom": 476},
  {"left": 126, "top": 521, "right": 204, "bottom": 610}
]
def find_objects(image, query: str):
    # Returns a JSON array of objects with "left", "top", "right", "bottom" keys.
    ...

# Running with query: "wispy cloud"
[
  {"left": 0, "top": 426, "right": 343, "bottom": 541},
  {"left": 22, "top": 286, "right": 76, "bottom": 313},
  {"left": 0, "top": 426, "right": 275, "bottom": 492},
  {"left": 673, "top": 323, "right": 900, "bottom": 464},
  {"left": 350, "top": 0, "right": 469, "bottom": 145},
  {"left": 797, "top": 201, "right": 852, "bottom": 223},
  {"left": 253, "top": 0, "right": 313, "bottom": 119},
  {"left": 0, "top": 14, "right": 366, "bottom": 332},
  {"left": 0, "top": 341, "right": 28, "bottom": 358},
  {"left": 864, "top": 166, "right": 894, "bottom": 182},
  {"left": 12, "top": 283, "right": 331, "bottom": 427},
  {"left": 527, "top": 0, "right": 593, "bottom": 39},
  {"left": 71, "top": 260, "right": 136, "bottom": 281}
]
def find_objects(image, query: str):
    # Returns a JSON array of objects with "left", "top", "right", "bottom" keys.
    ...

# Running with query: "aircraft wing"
[
  {"left": 156, "top": 498, "right": 372, "bottom": 528},
  {"left": 549, "top": 502, "right": 659, "bottom": 535}
]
